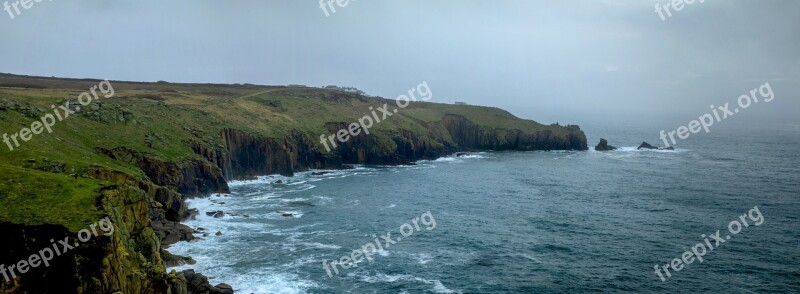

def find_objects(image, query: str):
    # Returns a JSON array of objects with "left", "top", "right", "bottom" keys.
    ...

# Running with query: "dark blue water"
[{"left": 170, "top": 121, "right": 800, "bottom": 293}]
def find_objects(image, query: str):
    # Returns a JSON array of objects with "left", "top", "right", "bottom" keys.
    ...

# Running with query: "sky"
[{"left": 1, "top": 0, "right": 798, "bottom": 126}]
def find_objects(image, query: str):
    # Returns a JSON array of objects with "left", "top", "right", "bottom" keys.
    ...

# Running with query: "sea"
[{"left": 169, "top": 119, "right": 800, "bottom": 293}]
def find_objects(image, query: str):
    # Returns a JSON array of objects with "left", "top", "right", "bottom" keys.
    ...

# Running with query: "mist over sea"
[{"left": 169, "top": 121, "right": 800, "bottom": 293}]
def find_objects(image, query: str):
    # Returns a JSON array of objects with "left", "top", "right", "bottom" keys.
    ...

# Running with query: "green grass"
[{"left": 0, "top": 164, "right": 105, "bottom": 232}]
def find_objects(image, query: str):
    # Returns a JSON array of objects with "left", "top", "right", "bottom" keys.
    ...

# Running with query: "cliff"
[{"left": 0, "top": 73, "right": 587, "bottom": 293}]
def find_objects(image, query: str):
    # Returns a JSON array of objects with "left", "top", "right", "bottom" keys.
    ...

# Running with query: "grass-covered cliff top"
[{"left": 0, "top": 73, "right": 584, "bottom": 230}]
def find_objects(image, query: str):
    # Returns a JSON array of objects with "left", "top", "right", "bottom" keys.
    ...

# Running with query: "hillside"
[{"left": 0, "top": 73, "right": 586, "bottom": 293}]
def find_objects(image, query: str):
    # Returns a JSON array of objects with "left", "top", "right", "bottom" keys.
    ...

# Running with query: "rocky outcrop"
[
  {"left": 162, "top": 250, "right": 196, "bottom": 268},
  {"left": 96, "top": 147, "right": 230, "bottom": 198},
  {"left": 441, "top": 114, "right": 587, "bottom": 151},
  {"left": 182, "top": 270, "right": 234, "bottom": 294},
  {"left": 595, "top": 138, "right": 617, "bottom": 151},
  {"left": 637, "top": 142, "right": 674, "bottom": 150}
]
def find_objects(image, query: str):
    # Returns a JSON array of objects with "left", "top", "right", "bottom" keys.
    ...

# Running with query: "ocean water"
[{"left": 169, "top": 121, "right": 800, "bottom": 293}]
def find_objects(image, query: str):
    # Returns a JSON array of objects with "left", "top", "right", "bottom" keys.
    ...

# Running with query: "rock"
[
  {"left": 213, "top": 283, "right": 234, "bottom": 294},
  {"left": 161, "top": 250, "right": 196, "bottom": 267},
  {"left": 215, "top": 231, "right": 223, "bottom": 236},
  {"left": 274, "top": 180, "right": 284, "bottom": 184},
  {"left": 188, "top": 208, "right": 199, "bottom": 220},
  {"left": 311, "top": 171, "right": 333, "bottom": 176},
  {"left": 637, "top": 142, "right": 659, "bottom": 150},
  {"left": 455, "top": 152, "right": 470, "bottom": 157},
  {"left": 205, "top": 211, "right": 225, "bottom": 218},
  {"left": 152, "top": 220, "right": 195, "bottom": 246},
  {"left": 594, "top": 138, "right": 617, "bottom": 151},
  {"left": 182, "top": 270, "right": 233, "bottom": 294},
  {"left": 278, "top": 211, "right": 295, "bottom": 218},
  {"left": 637, "top": 141, "right": 675, "bottom": 151}
]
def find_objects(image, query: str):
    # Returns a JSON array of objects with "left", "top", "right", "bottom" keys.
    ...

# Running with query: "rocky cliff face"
[
  {"left": 191, "top": 115, "right": 587, "bottom": 179},
  {"left": 441, "top": 114, "right": 587, "bottom": 151},
  {"left": 0, "top": 178, "right": 189, "bottom": 294}
]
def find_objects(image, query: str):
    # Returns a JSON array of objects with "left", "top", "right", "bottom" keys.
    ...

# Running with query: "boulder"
[
  {"left": 182, "top": 270, "right": 234, "bottom": 294},
  {"left": 213, "top": 283, "right": 234, "bottom": 294},
  {"left": 594, "top": 138, "right": 617, "bottom": 151},
  {"left": 152, "top": 220, "right": 195, "bottom": 246},
  {"left": 311, "top": 171, "right": 333, "bottom": 176}
]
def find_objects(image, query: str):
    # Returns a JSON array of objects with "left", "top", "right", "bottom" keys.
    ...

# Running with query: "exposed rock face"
[
  {"left": 595, "top": 138, "right": 617, "bottom": 151},
  {"left": 96, "top": 147, "right": 230, "bottom": 198},
  {"left": 441, "top": 114, "right": 587, "bottom": 151},
  {"left": 0, "top": 184, "right": 189, "bottom": 293},
  {"left": 188, "top": 116, "right": 588, "bottom": 180}
]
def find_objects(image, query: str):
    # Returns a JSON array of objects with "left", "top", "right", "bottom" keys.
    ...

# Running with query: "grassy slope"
[{"left": 0, "top": 74, "right": 579, "bottom": 230}]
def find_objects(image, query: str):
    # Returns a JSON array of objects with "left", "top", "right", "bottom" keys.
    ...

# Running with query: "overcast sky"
[{"left": 1, "top": 0, "right": 797, "bottom": 125}]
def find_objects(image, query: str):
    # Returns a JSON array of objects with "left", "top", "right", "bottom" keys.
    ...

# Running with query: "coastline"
[{"left": 0, "top": 73, "right": 587, "bottom": 293}]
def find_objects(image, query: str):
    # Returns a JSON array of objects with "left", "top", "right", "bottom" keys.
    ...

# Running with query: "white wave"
[
  {"left": 433, "top": 157, "right": 459, "bottom": 162},
  {"left": 412, "top": 252, "right": 433, "bottom": 265},
  {"left": 457, "top": 154, "right": 486, "bottom": 159},
  {"left": 312, "top": 195, "right": 333, "bottom": 203},
  {"left": 223, "top": 271, "right": 317, "bottom": 294},
  {"left": 361, "top": 273, "right": 414, "bottom": 283},
  {"left": 228, "top": 175, "right": 284, "bottom": 187},
  {"left": 299, "top": 242, "right": 341, "bottom": 250},
  {"left": 520, "top": 254, "right": 542, "bottom": 263},
  {"left": 280, "top": 197, "right": 311, "bottom": 202},
  {"left": 360, "top": 273, "right": 460, "bottom": 293}
]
